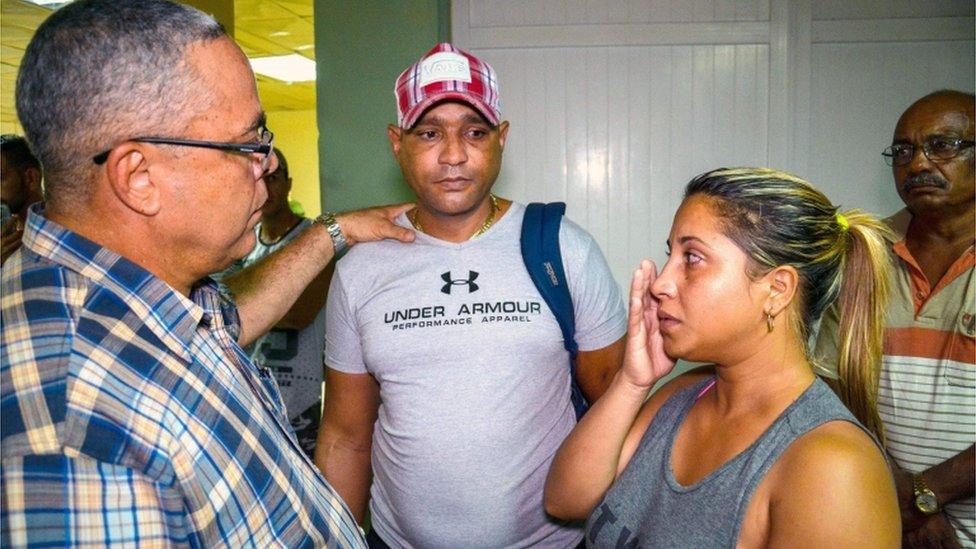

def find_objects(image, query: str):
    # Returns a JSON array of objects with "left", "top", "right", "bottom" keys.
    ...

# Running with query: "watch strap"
[
  {"left": 912, "top": 472, "right": 929, "bottom": 495},
  {"left": 315, "top": 212, "right": 348, "bottom": 255},
  {"left": 912, "top": 473, "right": 940, "bottom": 514}
]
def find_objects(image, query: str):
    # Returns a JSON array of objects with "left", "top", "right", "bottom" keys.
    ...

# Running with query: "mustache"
[{"left": 902, "top": 174, "right": 949, "bottom": 192}]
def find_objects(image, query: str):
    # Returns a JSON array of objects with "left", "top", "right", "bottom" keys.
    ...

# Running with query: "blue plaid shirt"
[{"left": 1, "top": 205, "right": 365, "bottom": 548}]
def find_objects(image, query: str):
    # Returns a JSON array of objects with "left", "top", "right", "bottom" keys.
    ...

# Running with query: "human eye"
[
  {"left": 927, "top": 137, "right": 956, "bottom": 155},
  {"left": 413, "top": 128, "right": 439, "bottom": 141},
  {"left": 683, "top": 251, "right": 703, "bottom": 265},
  {"left": 891, "top": 145, "right": 913, "bottom": 161}
]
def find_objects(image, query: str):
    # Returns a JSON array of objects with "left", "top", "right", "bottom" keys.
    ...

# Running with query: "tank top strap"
[{"left": 631, "top": 376, "right": 717, "bottom": 458}]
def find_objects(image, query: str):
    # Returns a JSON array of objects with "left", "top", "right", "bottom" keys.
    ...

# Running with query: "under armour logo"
[{"left": 441, "top": 271, "right": 479, "bottom": 294}]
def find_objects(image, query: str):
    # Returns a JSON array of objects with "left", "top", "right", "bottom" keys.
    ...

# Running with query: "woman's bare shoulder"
[{"left": 763, "top": 420, "right": 899, "bottom": 548}]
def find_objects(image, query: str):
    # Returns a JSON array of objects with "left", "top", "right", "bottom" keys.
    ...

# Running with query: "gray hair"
[{"left": 16, "top": 0, "right": 225, "bottom": 205}]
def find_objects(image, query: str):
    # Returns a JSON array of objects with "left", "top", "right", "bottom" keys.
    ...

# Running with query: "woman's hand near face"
[
  {"left": 544, "top": 260, "right": 675, "bottom": 520},
  {"left": 621, "top": 260, "right": 676, "bottom": 390}
]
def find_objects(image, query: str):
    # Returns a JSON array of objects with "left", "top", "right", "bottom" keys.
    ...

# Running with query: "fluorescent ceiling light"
[
  {"left": 249, "top": 54, "right": 316, "bottom": 83},
  {"left": 22, "top": 0, "right": 69, "bottom": 6}
]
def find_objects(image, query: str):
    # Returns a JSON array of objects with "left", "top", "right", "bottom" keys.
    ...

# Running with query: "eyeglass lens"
[{"left": 884, "top": 138, "right": 971, "bottom": 167}]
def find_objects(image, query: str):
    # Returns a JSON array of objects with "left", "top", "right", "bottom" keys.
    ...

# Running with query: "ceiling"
[{"left": 0, "top": 0, "right": 317, "bottom": 132}]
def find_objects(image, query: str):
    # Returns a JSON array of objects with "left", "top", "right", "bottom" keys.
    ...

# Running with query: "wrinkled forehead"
[{"left": 895, "top": 97, "right": 975, "bottom": 139}]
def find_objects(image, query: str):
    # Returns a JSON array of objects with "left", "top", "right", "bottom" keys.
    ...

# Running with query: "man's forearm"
[
  {"left": 925, "top": 444, "right": 975, "bottom": 506},
  {"left": 315, "top": 439, "right": 373, "bottom": 524},
  {"left": 226, "top": 223, "right": 334, "bottom": 347},
  {"left": 273, "top": 257, "right": 333, "bottom": 331},
  {"left": 225, "top": 203, "right": 415, "bottom": 347}
]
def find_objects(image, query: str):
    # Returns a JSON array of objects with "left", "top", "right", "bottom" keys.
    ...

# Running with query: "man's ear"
[
  {"left": 103, "top": 144, "right": 160, "bottom": 216},
  {"left": 496, "top": 120, "right": 510, "bottom": 149},
  {"left": 764, "top": 265, "right": 799, "bottom": 317},
  {"left": 387, "top": 124, "right": 404, "bottom": 157}
]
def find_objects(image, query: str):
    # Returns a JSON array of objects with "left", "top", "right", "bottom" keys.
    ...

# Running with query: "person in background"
[
  {"left": 1, "top": 134, "right": 43, "bottom": 265},
  {"left": 1, "top": 0, "right": 412, "bottom": 546},
  {"left": 240, "top": 146, "right": 332, "bottom": 458},
  {"left": 316, "top": 43, "right": 627, "bottom": 548},
  {"left": 816, "top": 89, "right": 975, "bottom": 548},
  {"left": 546, "top": 168, "right": 900, "bottom": 547}
]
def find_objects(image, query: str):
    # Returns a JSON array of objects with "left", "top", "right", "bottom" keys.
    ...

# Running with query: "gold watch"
[{"left": 912, "top": 473, "right": 940, "bottom": 515}]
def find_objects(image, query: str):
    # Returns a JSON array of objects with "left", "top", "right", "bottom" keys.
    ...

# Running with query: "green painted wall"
[{"left": 315, "top": 0, "right": 450, "bottom": 212}]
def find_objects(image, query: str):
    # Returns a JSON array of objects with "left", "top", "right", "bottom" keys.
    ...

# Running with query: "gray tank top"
[{"left": 585, "top": 377, "right": 872, "bottom": 548}]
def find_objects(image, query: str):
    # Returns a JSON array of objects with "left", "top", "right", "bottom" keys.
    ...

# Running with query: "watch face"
[{"left": 916, "top": 491, "right": 939, "bottom": 514}]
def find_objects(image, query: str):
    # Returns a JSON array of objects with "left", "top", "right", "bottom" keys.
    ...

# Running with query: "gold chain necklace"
[{"left": 411, "top": 194, "right": 499, "bottom": 240}]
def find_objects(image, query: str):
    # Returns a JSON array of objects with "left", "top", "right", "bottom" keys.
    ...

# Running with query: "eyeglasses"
[
  {"left": 92, "top": 127, "right": 276, "bottom": 174},
  {"left": 882, "top": 136, "right": 975, "bottom": 167}
]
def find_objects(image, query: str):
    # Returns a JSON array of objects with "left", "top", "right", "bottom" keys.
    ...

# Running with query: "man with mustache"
[
  {"left": 816, "top": 90, "right": 975, "bottom": 548},
  {"left": 315, "top": 43, "right": 626, "bottom": 548}
]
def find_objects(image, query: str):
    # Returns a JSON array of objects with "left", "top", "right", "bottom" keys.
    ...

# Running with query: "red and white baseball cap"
[{"left": 395, "top": 43, "right": 500, "bottom": 129}]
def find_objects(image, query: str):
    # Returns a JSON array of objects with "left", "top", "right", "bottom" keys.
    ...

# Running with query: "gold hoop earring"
[{"left": 766, "top": 311, "right": 775, "bottom": 333}]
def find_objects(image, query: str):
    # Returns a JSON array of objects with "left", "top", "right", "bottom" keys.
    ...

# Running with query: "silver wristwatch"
[{"left": 315, "top": 212, "right": 348, "bottom": 255}]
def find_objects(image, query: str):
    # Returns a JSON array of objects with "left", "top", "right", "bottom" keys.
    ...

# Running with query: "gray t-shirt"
[{"left": 325, "top": 202, "right": 626, "bottom": 548}]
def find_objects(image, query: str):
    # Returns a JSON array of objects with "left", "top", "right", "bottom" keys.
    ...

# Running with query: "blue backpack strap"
[{"left": 520, "top": 202, "right": 589, "bottom": 419}]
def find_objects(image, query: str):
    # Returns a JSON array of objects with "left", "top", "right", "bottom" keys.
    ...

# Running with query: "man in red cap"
[{"left": 316, "top": 43, "right": 627, "bottom": 548}]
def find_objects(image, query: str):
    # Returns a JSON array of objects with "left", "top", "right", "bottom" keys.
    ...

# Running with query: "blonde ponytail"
[{"left": 830, "top": 210, "right": 894, "bottom": 444}]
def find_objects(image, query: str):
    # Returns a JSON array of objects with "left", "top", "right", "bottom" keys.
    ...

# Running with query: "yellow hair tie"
[{"left": 836, "top": 213, "right": 849, "bottom": 231}]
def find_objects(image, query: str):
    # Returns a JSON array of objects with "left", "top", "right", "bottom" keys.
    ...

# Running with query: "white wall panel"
[
  {"left": 453, "top": 0, "right": 974, "bottom": 355},
  {"left": 811, "top": 0, "right": 973, "bottom": 20},
  {"left": 482, "top": 44, "right": 769, "bottom": 288},
  {"left": 808, "top": 39, "right": 975, "bottom": 216},
  {"left": 464, "top": 0, "right": 770, "bottom": 25}
]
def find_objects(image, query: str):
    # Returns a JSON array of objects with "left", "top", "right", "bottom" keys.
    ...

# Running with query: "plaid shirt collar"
[{"left": 21, "top": 203, "right": 241, "bottom": 361}]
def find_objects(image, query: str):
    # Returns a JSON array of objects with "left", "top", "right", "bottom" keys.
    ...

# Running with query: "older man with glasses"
[
  {"left": 0, "top": 0, "right": 413, "bottom": 547},
  {"left": 816, "top": 89, "right": 975, "bottom": 548}
]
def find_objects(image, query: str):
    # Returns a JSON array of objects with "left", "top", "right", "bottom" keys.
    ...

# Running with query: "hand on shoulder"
[{"left": 336, "top": 203, "right": 416, "bottom": 246}]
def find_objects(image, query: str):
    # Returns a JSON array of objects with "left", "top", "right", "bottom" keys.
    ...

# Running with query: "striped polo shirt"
[{"left": 815, "top": 208, "right": 975, "bottom": 546}]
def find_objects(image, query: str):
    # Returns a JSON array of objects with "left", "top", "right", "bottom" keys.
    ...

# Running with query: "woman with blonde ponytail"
[{"left": 545, "top": 168, "right": 900, "bottom": 547}]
